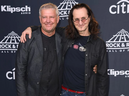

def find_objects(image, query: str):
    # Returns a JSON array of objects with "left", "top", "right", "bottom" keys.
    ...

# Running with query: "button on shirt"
[{"left": 39, "top": 32, "right": 59, "bottom": 96}]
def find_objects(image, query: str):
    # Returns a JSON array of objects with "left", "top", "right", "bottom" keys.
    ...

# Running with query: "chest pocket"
[{"left": 91, "top": 53, "right": 100, "bottom": 67}]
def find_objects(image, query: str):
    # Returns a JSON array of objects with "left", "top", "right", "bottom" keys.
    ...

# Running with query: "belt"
[{"left": 62, "top": 86, "right": 85, "bottom": 94}]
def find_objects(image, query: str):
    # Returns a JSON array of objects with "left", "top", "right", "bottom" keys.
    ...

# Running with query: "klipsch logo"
[
  {"left": 58, "top": 0, "right": 78, "bottom": 20},
  {"left": 0, "top": 31, "right": 20, "bottom": 53},
  {"left": 1, "top": 5, "right": 31, "bottom": 14},
  {"left": 106, "top": 29, "right": 129, "bottom": 52},
  {"left": 108, "top": 69, "right": 129, "bottom": 78},
  {"left": 109, "top": 0, "right": 129, "bottom": 14}
]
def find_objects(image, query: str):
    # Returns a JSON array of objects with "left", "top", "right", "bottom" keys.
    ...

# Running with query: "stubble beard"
[
  {"left": 78, "top": 26, "right": 87, "bottom": 33},
  {"left": 43, "top": 27, "right": 55, "bottom": 33},
  {"left": 42, "top": 23, "right": 56, "bottom": 33}
]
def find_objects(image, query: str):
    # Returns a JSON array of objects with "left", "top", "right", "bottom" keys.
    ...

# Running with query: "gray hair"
[{"left": 39, "top": 3, "right": 59, "bottom": 16}]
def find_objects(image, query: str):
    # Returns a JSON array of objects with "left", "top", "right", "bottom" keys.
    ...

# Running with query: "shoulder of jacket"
[
  {"left": 56, "top": 27, "right": 65, "bottom": 37},
  {"left": 23, "top": 28, "right": 40, "bottom": 45},
  {"left": 90, "top": 36, "right": 105, "bottom": 46},
  {"left": 32, "top": 27, "right": 41, "bottom": 35},
  {"left": 94, "top": 36, "right": 105, "bottom": 42}
]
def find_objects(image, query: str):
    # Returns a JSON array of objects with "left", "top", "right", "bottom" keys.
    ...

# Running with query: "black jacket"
[
  {"left": 62, "top": 32, "right": 109, "bottom": 96},
  {"left": 15, "top": 27, "right": 63, "bottom": 96}
]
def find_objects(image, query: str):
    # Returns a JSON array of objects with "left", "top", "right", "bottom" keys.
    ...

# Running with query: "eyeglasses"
[{"left": 73, "top": 17, "right": 89, "bottom": 24}]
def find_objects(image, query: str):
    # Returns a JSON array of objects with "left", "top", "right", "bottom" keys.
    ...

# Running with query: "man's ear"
[{"left": 39, "top": 16, "right": 41, "bottom": 24}]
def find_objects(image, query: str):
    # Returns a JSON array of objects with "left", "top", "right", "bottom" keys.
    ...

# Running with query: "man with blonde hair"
[{"left": 16, "top": 3, "right": 62, "bottom": 96}]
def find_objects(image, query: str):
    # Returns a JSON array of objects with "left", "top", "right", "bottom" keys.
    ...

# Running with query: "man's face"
[
  {"left": 39, "top": 8, "right": 59, "bottom": 33},
  {"left": 73, "top": 7, "right": 90, "bottom": 34}
]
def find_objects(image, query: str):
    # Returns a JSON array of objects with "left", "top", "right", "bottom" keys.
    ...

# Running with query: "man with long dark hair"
[
  {"left": 20, "top": 3, "right": 108, "bottom": 96},
  {"left": 61, "top": 3, "right": 109, "bottom": 96}
]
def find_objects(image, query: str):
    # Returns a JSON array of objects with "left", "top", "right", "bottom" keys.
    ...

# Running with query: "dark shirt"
[
  {"left": 39, "top": 31, "right": 59, "bottom": 96},
  {"left": 63, "top": 36, "right": 89, "bottom": 92}
]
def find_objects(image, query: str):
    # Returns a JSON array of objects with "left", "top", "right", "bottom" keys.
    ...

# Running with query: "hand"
[
  {"left": 93, "top": 65, "right": 97, "bottom": 74},
  {"left": 20, "top": 27, "right": 32, "bottom": 43}
]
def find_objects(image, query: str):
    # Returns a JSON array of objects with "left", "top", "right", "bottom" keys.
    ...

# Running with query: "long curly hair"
[{"left": 66, "top": 3, "right": 100, "bottom": 39}]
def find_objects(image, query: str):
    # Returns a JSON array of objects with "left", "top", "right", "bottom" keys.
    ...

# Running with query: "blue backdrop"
[{"left": 0, "top": 0, "right": 129, "bottom": 96}]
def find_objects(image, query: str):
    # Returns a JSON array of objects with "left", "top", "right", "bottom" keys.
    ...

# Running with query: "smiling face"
[
  {"left": 73, "top": 7, "right": 91, "bottom": 36},
  {"left": 39, "top": 8, "right": 59, "bottom": 35}
]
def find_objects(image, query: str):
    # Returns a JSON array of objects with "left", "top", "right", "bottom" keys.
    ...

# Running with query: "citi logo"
[
  {"left": 58, "top": 0, "right": 78, "bottom": 20},
  {"left": 0, "top": 31, "right": 20, "bottom": 53},
  {"left": 1, "top": 5, "right": 31, "bottom": 14},
  {"left": 6, "top": 68, "right": 15, "bottom": 80},
  {"left": 106, "top": 29, "right": 129, "bottom": 52},
  {"left": 108, "top": 69, "right": 129, "bottom": 78},
  {"left": 109, "top": 0, "right": 129, "bottom": 14}
]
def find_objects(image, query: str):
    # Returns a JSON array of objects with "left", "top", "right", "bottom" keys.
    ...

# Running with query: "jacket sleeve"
[
  {"left": 30, "top": 26, "right": 39, "bottom": 31},
  {"left": 15, "top": 36, "right": 30, "bottom": 96},
  {"left": 97, "top": 40, "right": 109, "bottom": 96}
]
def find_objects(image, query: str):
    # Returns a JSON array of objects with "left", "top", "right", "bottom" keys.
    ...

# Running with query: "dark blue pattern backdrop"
[{"left": 0, "top": 0, "right": 129, "bottom": 96}]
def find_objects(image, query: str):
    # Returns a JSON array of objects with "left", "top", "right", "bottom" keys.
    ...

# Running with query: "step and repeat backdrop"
[{"left": 0, "top": 0, "right": 129, "bottom": 96}]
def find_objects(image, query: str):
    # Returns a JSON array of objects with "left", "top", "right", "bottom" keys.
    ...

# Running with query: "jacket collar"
[
  {"left": 87, "top": 34, "right": 97, "bottom": 44},
  {"left": 33, "top": 27, "right": 43, "bottom": 57},
  {"left": 33, "top": 27, "right": 62, "bottom": 57}
]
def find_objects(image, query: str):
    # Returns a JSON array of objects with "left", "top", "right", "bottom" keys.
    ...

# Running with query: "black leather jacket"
[
  {"left": 61, "top": 29, "right": 109, "bottom": 96},
  {"left": 15, "top": 27, "right": 63, "bottom": 96}
]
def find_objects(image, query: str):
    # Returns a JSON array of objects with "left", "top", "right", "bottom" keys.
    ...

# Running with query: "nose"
[
  {"left": 78, "top": 20, "right": 83, "bottom": 25},
  {"left": 46, "top": 17, "right": 50, "bottom": 22}
]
